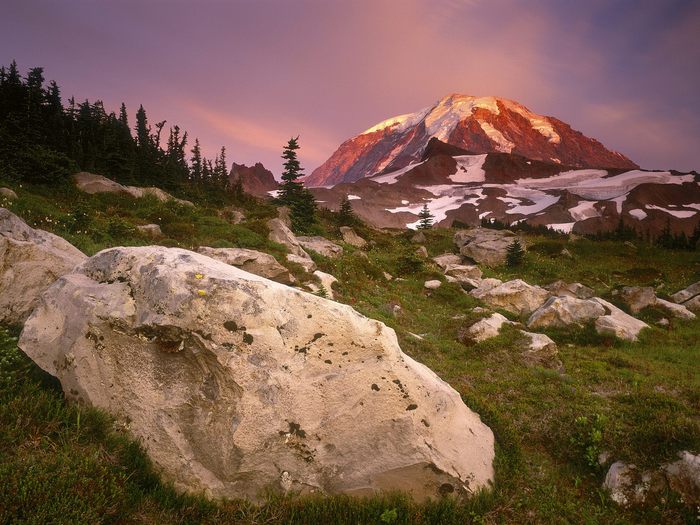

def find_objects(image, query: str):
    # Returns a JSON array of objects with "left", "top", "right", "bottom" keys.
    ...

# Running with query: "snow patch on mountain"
[
  {"left": 646, "top": 204, "right": 697, "bottom": 218},
  {"left": 569, "top": 201, "right": 600, "bottom": 221},
  {"left": 478, "top": 121, "right": 514, "bottom": 153},
  {"left": 629, "top": 209, "right": 647, "bottom": 220},
  {"left": 372, "top": 161, "right": 426, "bottom": 184},
  {"left": 450, "top": 154, "right": 488, "bottom": 183}
]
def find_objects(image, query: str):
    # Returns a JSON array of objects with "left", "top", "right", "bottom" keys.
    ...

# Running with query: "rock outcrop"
[
  {"left": 339, "top": 227, "right": 367, "bottom": 248},
  {"left": 297, "top": 236, "right": 344, "bottom": 259},
  {"left": 671, "top": 281, "right": 700, "bottom": 312},
  {"left": 74, "top": 172, "right": 194, "bottom": 206},
  {"left": 518, "top": 331, "right": 561, "bottom": 369},
  {"left": 458, "top": 313, "right": 513, "bottom": 343},
  {"left": 197, "top": 247, "right": 294, "bottom": 284},
  {"left": 0, "top": 208, "right": 86, "bottom": 324},
  {"left": 545, "top": 280, "right": 594, "bottom": 299},
  {"left": 455, "top": 229, "right": 522, "bottom": 266},
  {"left": 266, "top": 218, "right": 316, "bottom": 272},
  {"left": 228, "top": 162, "right": 278, "bottom": 197},
  {"left": 433, "top": 253, "right": 463, "bottom": 269},
  {"left": 471, "top": 279, "right": 549, "bottom": 316},
  {"left": 592, "top": 298, "right": 649, "bottom": 341},
  {"left": 19, "top": 246, "right": 494, "bottom": 501},
  {"left": 620, "top": 286, "right": 657, "bottom": 314},
  {"left": 527, "top": 296, "right": 606, "bottom": 329}
]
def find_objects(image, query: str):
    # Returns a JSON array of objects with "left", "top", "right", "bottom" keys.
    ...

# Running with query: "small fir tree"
[
  {"left": 417, "top": 204, "right": 434, "bottom": 229},
  {"left": 338, "top": 194, "right": 356, "bottom": 225},
  {"left": 506, "top": 239, "right": 525, "bottom": 267},
  {"left": 278, "top": 137, "right": 304, "bottom": 206}
]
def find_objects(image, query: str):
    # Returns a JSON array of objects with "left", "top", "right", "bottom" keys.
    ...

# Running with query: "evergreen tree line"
[{"left": 0, "top": 61, "right": 229, "bottom": 193}]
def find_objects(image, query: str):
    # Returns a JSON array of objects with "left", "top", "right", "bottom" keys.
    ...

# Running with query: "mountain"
[
  {"left": 305, "top": 94, "right": 638, "bottom": 187},
  {"left": 229, "top": 162, "right": 278, "bottom": 197},
  {"left": 310, "top": 138, "right": 700, "bottom": 235}
]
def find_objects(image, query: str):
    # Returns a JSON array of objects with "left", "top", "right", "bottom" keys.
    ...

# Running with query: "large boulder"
[
  {"left": 74, "top": 172, "right": 194, "bottom": 206},
  {"left": 527, "top": 296, "right": 606, "bottom": 329},
  {"left": 197, "top": 247, "right": 294, "bottom": 285},
  {"left": 592, "top": 298, "right": 649, "bottom": 341},
  {"left": 19, "top": 246, "right": 494, "bottom": 500},
  {"left": 297, "top": 236, "right": 344, "bottom": 259},
  {"left": 0, "top": 208, "right": 86, "bottom": 324},
  {"left": 620, "top": 286, "right": 656, "bottom": 314},
  {"left": 603, "top": 462, "right": 664, "bottom": 507},
  {"left": 339, "top": 227, "right": 367, "bottom": 248},
  {"left": 471, "top": 279, "right": 550, "bottom": 316},
  {"left": 455, "top": 228, "right": 521, "bottom": 266}
]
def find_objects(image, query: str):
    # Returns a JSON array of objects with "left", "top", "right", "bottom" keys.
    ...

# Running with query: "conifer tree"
[
  {"left": 278, "top": 137, "right": 304, "bottom": 206},
  {"left": 506, "top": 239, "right": 525, "bottom": 267},
  {"left": 417, "top": 204, "right": 434, "bottom": 229},
  {"left": 338, "top": 194, "right": 356, "bottom": 226},
  {"left": 213, "top": 146, "right": 228, "bottom": 188},
  {"left": 190, "top": 138, "right": 203, "bottom": 182}
]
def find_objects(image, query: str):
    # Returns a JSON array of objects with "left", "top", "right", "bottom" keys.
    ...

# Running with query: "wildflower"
[{"left": 197, "top": 289, "right": 207, "bottom": 296}]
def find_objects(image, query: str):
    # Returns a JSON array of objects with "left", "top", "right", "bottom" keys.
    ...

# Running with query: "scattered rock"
[
  {"left": 670, "top": 281, "right": 700, "bottom": 307},
  {"left": 471, "top": 278, "right": 502, "bottom": 294},
  {"left": 620, "top": 286, "right": 656, "bottom": 314},
  {"left": 592, "top": 298, "right": 649, "bottom": 341},
  {"left": 681, "top": 294, "right": 700, "bottom": 313},
  {"left": 197, "top": 247, "right": 294, "bottom": 285},
  {"left": 286, "top": 253, "right": 316, "bottom": 273},
  {"left": 560, "top": 248, "right": 573, "bottom": 258},
  {"left": 136, "top": 224, "right": 163, "bottom": 238},
  {"left": 411, "top": 231, "right": 426, "bottom": 244},
  {"left": 471, "top": 279, "right": 549, "bottom": 316},
  {"left": 424, "top": 280, "right": 442, "bottom": 290},
  {"left": 383, "top": 302, "right": 402, "bottom": 317},
  {"left": 545, "top": 280, "right": 594, "bottom": 299},
  {"left": 0, "top": 187, "right": 18, "bottom": 200},
  {"left": 383, "top": 271, "right": 393, "bottom": 281},
  {"left": 415, "top": 246, "right": 429, "bottom": 258},
  {"left": 656, "top": 318, "right": 670, "bottom": 327},
  {"left": 603, "top": 462, "right": 662, "bottom": 507},
  {"left": 297, "top": 236, "right": 344, "bottom": 259},
  {"left": 312, "top": 270, "right": 338, "bottom": 299},
  {"left": 527, "top": 296, "right": 606, "bottom": 329},
  {"left": 267, "top": 218, "right": 315, "bottom": 271},
  {"left": 655, "top": 298, "right": 695, "bottom": 320},
  {"left": 339, "top": 226, "right": 367, "bottom": 248},
  {"left": 458, "top": 313, "right": 513, "bottom": 343},
  {"left": 518, "top": 331, "right": 561, "bottom": 369},
  {"left": 218, "top": 206, "right": 245, "bottom": 224},
  {"left": 74, "top": 172, "right": 194, "bottom": 206},
  {"left": 455, "top": 228, "right": 521, "bottom": 266},
  {"left": 19, "top": 246, "right": 495, "bottom": 501},
  {"left": 0, "top": 208, "right": 86, "bottom": 324},
  {"left": 444, "top": 264, "right": 483, "bottom": 281},
  {"left": 663, "top": 451, "right": 700, "bottom": 505},
  {"left": 432, "top": 253, "right": 462, "bottom": 269}
]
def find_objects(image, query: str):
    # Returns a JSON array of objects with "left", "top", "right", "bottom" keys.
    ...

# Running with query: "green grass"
[{"left": 1, "top": 179, "right": 699, "bottom": 524}]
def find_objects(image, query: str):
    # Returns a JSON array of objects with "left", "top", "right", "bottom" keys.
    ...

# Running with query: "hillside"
[
  {"left": 1, "top": 173, "right": 699, "bottom": 524},
  {"left": 310, "top": 138, "right": 700, "bottom": 237}
]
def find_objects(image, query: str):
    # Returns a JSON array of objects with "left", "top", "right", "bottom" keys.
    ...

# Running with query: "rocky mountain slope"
[
  {"left": 306, "top": 94, "right": 638, "bottom": 186},
  {"left": 311, "top": 139, "right": 700, "bottom": 235},
  {"left": 229, "top": 162, "right": 279, "bottom": 197}
]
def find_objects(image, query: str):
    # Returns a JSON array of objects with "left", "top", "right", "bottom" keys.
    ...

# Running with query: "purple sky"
[{"left": 3, "top": 0, "right": 699, "bottom": 176}]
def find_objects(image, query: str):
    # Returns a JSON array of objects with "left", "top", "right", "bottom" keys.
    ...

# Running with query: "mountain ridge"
[{"left": 306, "top": 94, "right": 638, "bottom": 187}]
